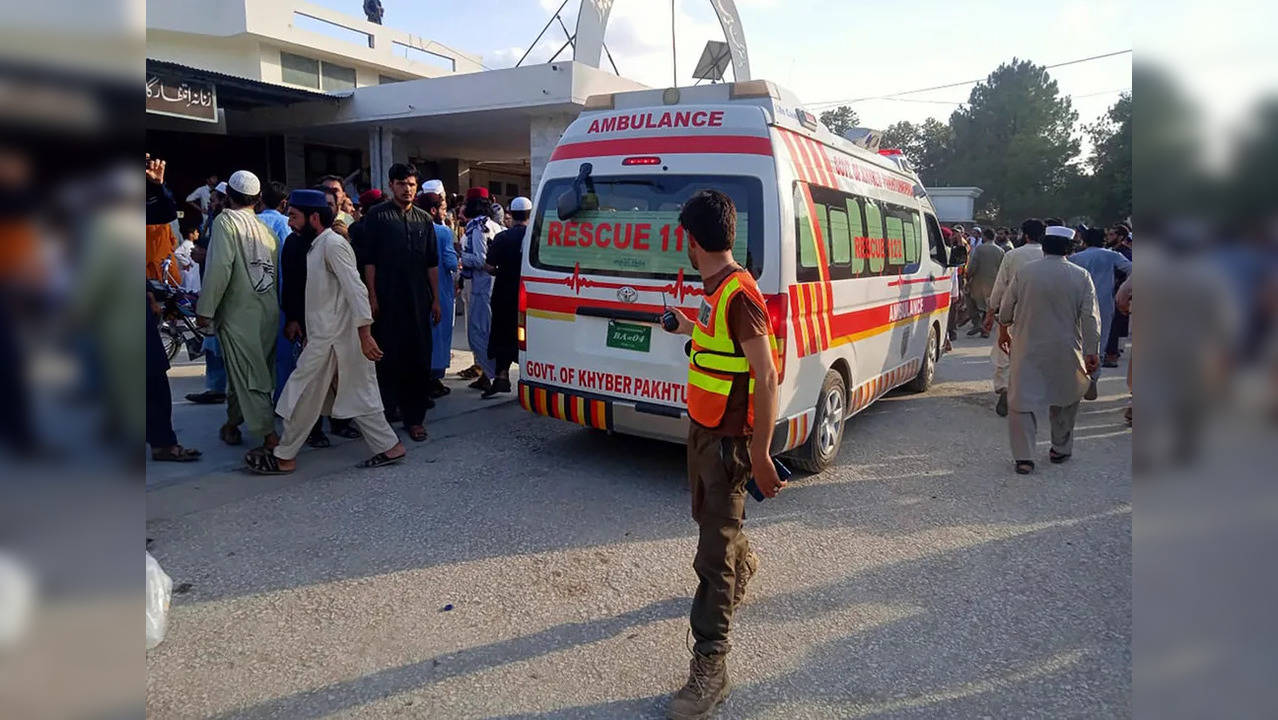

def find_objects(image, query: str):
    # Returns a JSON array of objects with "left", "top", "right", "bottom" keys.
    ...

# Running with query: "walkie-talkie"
[{"left": 660, "top": 292, "right": 680, "bottom": 332}]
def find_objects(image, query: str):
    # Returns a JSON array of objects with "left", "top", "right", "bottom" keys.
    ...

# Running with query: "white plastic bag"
[{"left": 145, "top": 552, "right": 173, "bottom": 650}]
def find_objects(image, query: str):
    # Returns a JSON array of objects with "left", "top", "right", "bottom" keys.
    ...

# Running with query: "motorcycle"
[{"left": 148, "top": 260, "right": 205, "bottom": 361}]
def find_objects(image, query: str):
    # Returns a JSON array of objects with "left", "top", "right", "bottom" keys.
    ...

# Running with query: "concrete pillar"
[
  {"left": 529, "top": 111, "right": 578, "bottom": 198},
  {"left": 367, "top": 126, "right": 396, "bottom": 192}
]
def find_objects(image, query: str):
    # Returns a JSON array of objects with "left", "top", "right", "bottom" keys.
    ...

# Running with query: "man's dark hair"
[
  {"left": 1042, "top": 232, "right": 1072, "bottom": 256},
  {"left": 1044, "top": 217, "right": 1065, "bottom": 227},
  {"left": 1083, "top": 228, "right": 1105, "bottom": 247},
  {"left": 314, "top": 184, "right": 339, "bottom": 206},
  {"left": 464, "top": 196, "right": 491, "bottom": 221},
  {"left": 298, "top": 204, "right": 335, "bottom": 229},
  {"left": 226, "top": 187, "right": 257, "bottom": 208},
  {"left": 678, "top": 190, "right": 736, "bottom": 252},
  {"left": 388, "top": 163, "right": 418, "bottom": 183},
  {"left": 1021, "top": 218, "right": 1046, "bottom": 243},
  {"left": 178, "top": 203, "right": 203, "bottom": 238},
  {"left": 317, "top": 174, "right": 344, "bottom": 186},
  {"left": 982, "top": 227, "right": 995, "bottom": 241},
  {"left": 1112, "top": 223, "right": 1131, "bottom": 240},
  {"left": 262, "top": 181, "right": 288, "bottom": 211},
  {"left": 511, "top": 209, "right": 531, "bottom": 223},
  {"left": 422, "top": 193, "right": 444, "bottom": 214}
]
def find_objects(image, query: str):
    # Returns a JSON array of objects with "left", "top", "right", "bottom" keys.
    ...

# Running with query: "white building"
[
  {"left": 926, "top": 187, "right": 983, "bottom": 225},
  {"left": 146, "top": 0, "right": 646, "bottom": 204}
]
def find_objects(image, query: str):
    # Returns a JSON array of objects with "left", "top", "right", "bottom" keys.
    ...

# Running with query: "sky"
[{"left": 311, "top": 0, "right": 1133, "bottom": 158}]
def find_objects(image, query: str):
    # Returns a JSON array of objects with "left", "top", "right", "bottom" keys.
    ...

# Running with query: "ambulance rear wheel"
[
  {"left": 905, "top": 324, "right": 939, "bottom": 393},
  {"left": 788, "top": 369, "right": 846, "bottom": 473}
]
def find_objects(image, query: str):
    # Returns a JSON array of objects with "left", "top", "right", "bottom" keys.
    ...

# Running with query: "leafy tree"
[
  {"left": 881, "top": 118, "right": 954, "bottom": 185},
  {"left": 819, "top": 105, "right": 860, "bottom": 137},
  {"left": 946, "top": 58, "right": 1079, "bottom": 224},
  {"left": 1084, "top": 92, "right": 1132, "bottom": 223}
]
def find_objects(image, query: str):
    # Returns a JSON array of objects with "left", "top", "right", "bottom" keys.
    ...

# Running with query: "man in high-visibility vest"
[{"left": 662, "top": 189, "right": 784, "bottom": 720}]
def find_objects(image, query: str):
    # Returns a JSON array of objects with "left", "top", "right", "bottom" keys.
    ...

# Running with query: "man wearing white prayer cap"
[
  {"left": 997, "top": 223, "right": 1102, "bottom": 474},
  {"left": 196, "top": 169, "right": 281, "bottom": 452}
]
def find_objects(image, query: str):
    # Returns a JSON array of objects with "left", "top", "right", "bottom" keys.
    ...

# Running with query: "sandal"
[
  {"left": 1015, "top": 461, "right": 1035, "bottom": 475},
  {"left": 406, "top": 425, "right": 428, "bottom": 442},
  {"left": 220, "top": 424, "right": 243, "bottom": 446},
  {"left": 1049, "top": 450, "right": 1071, "bottom": 464},
  {"left": 457, "top": 365, "right": 482, "bottom": 380},
  {"left": 357, "top": 451, "right": 405, "bottom": 469},
  {"left": 152, "top": 445, "right": 202, "bottom": 462},
  {"left": 244, "top": 449, "right": 293, "bottom": 475},
  {"left": 307, "top": 431, "right": 331, "bottom": 449},
  {"left": 330, "top": 422, "right": 362, "bottom": 439}
]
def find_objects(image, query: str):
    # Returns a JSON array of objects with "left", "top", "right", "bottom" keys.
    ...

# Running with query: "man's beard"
[{"left": 299, "top": 225, "right": 319, "bottom": 242}]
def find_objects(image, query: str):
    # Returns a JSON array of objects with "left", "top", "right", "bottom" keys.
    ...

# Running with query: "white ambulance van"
[{"left": 518, "top": 80, "right": 959, "bottom": 471}]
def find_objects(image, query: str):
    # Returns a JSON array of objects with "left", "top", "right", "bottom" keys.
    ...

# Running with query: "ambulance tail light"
[
  {"left": 765, "top": 293, "right": 788, "bottom": 382},
  {"left": 517, "top": 280, "right": 528, "bottom": 351},
  {"left": 622, "top": 156, "right": 662, "bottom": 166},
  {"left": 730, "top": 79, "right": 779, "bottom": 100}
]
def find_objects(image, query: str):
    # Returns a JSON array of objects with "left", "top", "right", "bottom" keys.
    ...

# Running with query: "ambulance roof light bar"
[
  {"left": 584, "top": 93, "right": 615, "bottom": 111},
  {"left": 729, "top": 79, "right": 778, "bottom": 100}
]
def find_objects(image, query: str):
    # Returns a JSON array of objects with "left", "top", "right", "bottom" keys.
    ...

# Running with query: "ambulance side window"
[
  {"left": 863, "top": 200, "right": 886, "bottom": 275},
  {"left": 827, "top": 205, "right": 852, "bottom": 281},
  {"left": 793, "top": 183, "right": 823, "bottom": 283},
  {"left": 924, "top": 212, "right": 946, "bottom": 264},
  {"left": 845, "top": 197, "right": 866, "bottom": 277}
]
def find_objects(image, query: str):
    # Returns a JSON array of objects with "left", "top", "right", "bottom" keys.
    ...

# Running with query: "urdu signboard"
[{"left": 145, "top": 73, "right": 218, "bottom": 123}]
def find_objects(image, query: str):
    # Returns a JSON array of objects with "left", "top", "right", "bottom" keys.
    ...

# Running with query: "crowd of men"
[
  {"left": 144, "top": 159, "right": 531, "bottom": 471},
  {"left": 945, "top": 218, "right": 1133, "bottom": 473}
]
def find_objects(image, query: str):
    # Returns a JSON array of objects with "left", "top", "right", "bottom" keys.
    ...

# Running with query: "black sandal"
[
  {"left": 152, "top": 445, "right": 202, "bottom": 462},
  {"left": 1049, "top": 450, "right": 1071, "bottom": 464},
  {"left": 1015, "top": 461, "right": 1035, "bottom": 475},
  {"left": 331, "top": 423, "right": 362, "bottom": 439},
  {"left": 307, "top": 431, "right": 331, "bottom": 449},
  {"left": 244, "top": 449, "right": 293, "bottom": 475},
  {"left": 357, "top": 451, "right": 405, "bottom": 469},
  {"left": 406, "top": 425, "right": 428, "bottom": 442}
]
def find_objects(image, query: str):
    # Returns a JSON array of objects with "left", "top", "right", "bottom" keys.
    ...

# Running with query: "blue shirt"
[
  {"left": 257, "top": 209, "right": 292, "bottom": 246},
  {"left": 1070, "top": 246, "right": 1132, "bottom": 312}
]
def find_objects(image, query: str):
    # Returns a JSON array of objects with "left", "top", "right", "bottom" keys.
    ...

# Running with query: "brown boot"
[
  {"left": 731, "top": 551, "right": 758, "bottom": 610},
  {"left": 667, "top": 653, "right": 730, "bottom": 720}
]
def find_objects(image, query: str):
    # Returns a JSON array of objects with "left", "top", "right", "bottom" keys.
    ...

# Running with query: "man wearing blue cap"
[{"left": 246, "top": 189, "right": 405, "bottom": 473}]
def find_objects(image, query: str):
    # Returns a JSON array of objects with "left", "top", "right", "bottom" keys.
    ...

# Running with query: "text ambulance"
[{"left": 518, "top": 80, "right": 959, "bottom": 471}]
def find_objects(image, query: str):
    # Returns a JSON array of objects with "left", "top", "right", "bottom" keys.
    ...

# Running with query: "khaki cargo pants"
[{"left": 687, "top": 423, "right": 753, "bottom": 659}]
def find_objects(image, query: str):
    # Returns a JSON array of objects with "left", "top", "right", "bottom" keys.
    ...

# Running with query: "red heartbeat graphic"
[{"left": 525, "top": 264, "right": 704, "bottom": 302}]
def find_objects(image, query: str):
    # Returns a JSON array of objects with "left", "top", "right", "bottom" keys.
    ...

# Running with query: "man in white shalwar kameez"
[
  {"left": 997, "top": 225, "right": 1103, "bottom": 474},
  {"left": 245, "top": 190, "right": 405, "bottom": 474}
]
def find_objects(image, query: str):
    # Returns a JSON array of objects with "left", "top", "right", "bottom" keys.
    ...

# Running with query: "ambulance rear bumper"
[{"left": 518, "top": 380, "right": 804, "bottom": 453}]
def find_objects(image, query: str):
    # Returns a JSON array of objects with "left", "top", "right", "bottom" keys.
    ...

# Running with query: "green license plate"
[{"left": 606, "top": 320, "right": 651, "bottom": 352}]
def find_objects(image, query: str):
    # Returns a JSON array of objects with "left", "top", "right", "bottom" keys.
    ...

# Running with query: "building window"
[
  {"left": 505, "top": 182, "right": 519, "bottom": 197},
  {"left": 487, "top": 181, "right": 503, "bottom": 196},
  {"left": 281, "top": 51, "right": 320, "bottom": 89},
  {"left": 322, "top": 62, "right": 357, "bottom": 91}
]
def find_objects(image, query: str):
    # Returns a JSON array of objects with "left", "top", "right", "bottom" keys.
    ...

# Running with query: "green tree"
[
  {"left": 819, "top": 105, "right": 860, "bottom": 137},
  {"left": 1085, "top": 92, "right": 1132, "bottom": 223},
  {"left": 946, "top": 58, "right": 1080, "bottom": 224},
  {"left": 881, "top": 118, "right": 954, "bottom": 185}
]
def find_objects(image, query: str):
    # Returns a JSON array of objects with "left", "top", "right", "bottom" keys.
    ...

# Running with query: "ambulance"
[{"left": 517, "top": 80, "right": 959, "bottom": 472}]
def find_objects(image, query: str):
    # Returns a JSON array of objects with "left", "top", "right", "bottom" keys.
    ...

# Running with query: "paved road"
[{"left": 146, "top": 333, "right": 1131, "bottom": 719}]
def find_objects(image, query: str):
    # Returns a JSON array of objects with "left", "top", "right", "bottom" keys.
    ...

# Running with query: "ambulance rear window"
[{"left": 530, "top": 174, "right": 764, "bottom": 280}]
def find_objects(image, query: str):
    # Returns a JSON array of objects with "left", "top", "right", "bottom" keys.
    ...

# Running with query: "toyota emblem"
[{"left": 617, "top": 286, "right": 639, "bottom": 304}]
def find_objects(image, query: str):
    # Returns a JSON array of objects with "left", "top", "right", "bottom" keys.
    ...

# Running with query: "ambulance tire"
[
  {"left": 788, "top": 369, "right": 847, "bottom": 474},
  {"left": 905, "top": 323, "right": 939, "bottom": 393}
]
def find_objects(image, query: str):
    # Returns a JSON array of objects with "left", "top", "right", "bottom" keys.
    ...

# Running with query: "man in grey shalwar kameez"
[
  {"left": 997, "top": 225, "right": 1103, "bottom": 473},
  {"left": 245, "top": 190, "right": 405, "bottom": 474}
]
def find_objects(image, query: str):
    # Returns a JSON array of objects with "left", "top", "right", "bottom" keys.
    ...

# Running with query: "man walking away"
[
  {"left": 1103, "top": 224, "right": 1134, "bottom": 367},
  {"left": 362, "top": 163, "right": 441, "bottom": 442},
  {"left": 965, "top": 227, "right": 1004, "bottom": 337},
  {"left": 661, "top": 190, "right": 783, "bottom": 720},
  {"left": 985, "top": 219, "right": 1045, "bottom": 416},
  {"left": 1070, "top": 227, "right": 1132, "bottom": 399},
  {"left": 246, "top": 190, "right": 406, "bottom": 474},
  {"left": 196, "top": 170, "right": 279, "bottom": 452},
  {"left": 460, "top": 187, "right": 502, "bottom": 392},
  {"left": 257, "top": 181, "right": 296, "bottom": 401},
  {"left": 998, "top": 226, "right": 1102, "bottom": 474},
  {"left": 482, "top": 196, "right": 529, "bottom": 398},
  {"left": 421, "top": 180, "right": 458, "bottom": 397}
]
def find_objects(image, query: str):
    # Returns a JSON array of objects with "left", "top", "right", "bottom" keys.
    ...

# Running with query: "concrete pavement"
[{"left": 145, "top": 331, "right": 1131, "bottom": 719}]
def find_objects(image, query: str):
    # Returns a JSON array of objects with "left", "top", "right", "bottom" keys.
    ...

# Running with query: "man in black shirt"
[{"left": 361, "top": 163, "right": 441, "bottom": 442}]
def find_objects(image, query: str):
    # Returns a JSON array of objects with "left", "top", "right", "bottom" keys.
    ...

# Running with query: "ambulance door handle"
[{"left": 576, "top": 306, "right": 663, "bottom": 324}]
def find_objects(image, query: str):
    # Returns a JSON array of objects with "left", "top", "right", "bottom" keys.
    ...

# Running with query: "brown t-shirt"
[{"left": 694, "top": 265, "right": 771, "bottom": 437}]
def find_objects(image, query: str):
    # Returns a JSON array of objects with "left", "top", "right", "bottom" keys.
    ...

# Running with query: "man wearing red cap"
[{"left": 460, "top": 187, "right": 503, "bottom": 392}]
